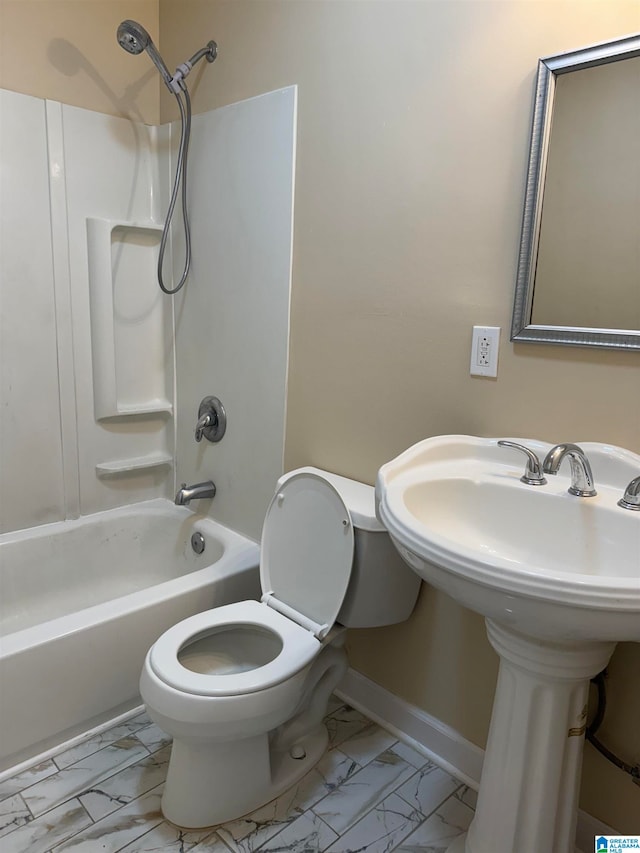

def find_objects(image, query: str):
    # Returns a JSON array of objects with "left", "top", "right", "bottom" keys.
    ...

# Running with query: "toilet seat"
[
  {"left": 149, "top": 600, "right": 320, "bottom": 697},
  {"left": 260, "top": 471, "right": 354, "bottom": 637}
]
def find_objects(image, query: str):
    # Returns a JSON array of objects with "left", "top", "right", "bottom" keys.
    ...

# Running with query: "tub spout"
[{"left": 175, "top": 480, "right": 216, "bottom": 506}]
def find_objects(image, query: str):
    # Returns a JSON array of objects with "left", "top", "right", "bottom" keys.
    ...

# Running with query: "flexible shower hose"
[{"left": 157, "top": 85, "right": 192, "bottom": 295}]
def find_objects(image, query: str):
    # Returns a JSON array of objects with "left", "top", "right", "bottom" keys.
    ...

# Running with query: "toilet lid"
[{"left": 260, "top": 472, "right": 354, "bottom": 636}]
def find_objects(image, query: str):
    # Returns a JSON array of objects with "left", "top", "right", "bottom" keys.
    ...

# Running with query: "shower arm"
[{"left": 167, "top": 41, "right": 217, "bottom": 93}]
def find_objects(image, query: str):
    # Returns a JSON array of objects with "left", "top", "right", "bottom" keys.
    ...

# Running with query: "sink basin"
[
  {"left": 377, "top": 435, "right": 640, "bottom": 642},
  {"left": 376, "top": 435, "right": 640, "bottom": 853}
]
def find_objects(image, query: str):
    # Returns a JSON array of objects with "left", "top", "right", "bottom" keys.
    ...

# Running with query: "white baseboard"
[
  {"left": 335, "top": 666, "right": 483, "bottom": 789},
  {"left": 336, "top": 667, "right": 616, "bottom": 853}
]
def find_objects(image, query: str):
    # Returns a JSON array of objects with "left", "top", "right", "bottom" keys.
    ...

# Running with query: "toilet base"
[
  {"left": 269, "top": 725, "right": 329, "bottom": 807},
  {"left": 162, "top": 725, "right": 329, "bottom": 829}
]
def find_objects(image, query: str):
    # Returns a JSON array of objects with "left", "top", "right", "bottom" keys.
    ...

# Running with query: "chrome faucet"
[
  {"left": 174, "top": 480, "right": 217, "bottom": 506},
  {"left": 543, "top": 443, "right": 597, "bottom": 497},
  {"left": 618, "top": 476, "right": 640, "bottom": 511}
]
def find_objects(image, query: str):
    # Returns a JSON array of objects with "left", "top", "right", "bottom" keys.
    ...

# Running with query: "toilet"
[{"left": 140, "top": 467, "right": 420, "bottom": 829}]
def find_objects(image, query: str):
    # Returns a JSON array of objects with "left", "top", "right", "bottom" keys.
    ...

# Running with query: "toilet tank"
[{"left": 277, "top": 467, "right": 420, "bottom": 628}]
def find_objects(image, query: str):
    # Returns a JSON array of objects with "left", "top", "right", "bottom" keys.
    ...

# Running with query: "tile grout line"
[
  {"left": 22, "top": 735, "right": 152, "bottom": 797},
  {"left": 303, "top": 748, "right": 466, "bottom": 850},
  {"left": 8, "top": 736, "right": 153, "bottom": 830},
  {"left": 50, "top": 718, "right": 155, "bottom": 772},
  {"left": 49, "top": 782, "right": 167, "bottom": 853}
]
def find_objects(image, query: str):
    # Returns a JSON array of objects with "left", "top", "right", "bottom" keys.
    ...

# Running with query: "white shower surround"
[{"left": 0, "top": 85, "right": 296, "bottom": 539}]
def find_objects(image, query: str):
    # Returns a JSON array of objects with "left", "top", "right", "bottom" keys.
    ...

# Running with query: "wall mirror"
[{"left": 512, "top": 34, "right": 640, "bottom": 350}]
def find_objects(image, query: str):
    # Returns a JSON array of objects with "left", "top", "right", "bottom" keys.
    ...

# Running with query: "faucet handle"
[
  {"left": 618, "top": 475, "right": 640, "bottom": 511},
  {"left": 195, "top": 412, "right": 213, "bottom": 442},
  {"left": 195, "top": 396, "right": 227, "bottom": 443},
  {"left": 497, "top": 440, "right": 547, "bottom": 486}
]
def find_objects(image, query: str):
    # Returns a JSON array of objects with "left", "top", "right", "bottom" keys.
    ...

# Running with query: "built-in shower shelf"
[
  {"left": 87, "top": 216, "right": 172, "bottom": 422},
  {"left": 95, "top": 452, "right": 173, "bottom": 478},
  {"left": 98, "top": 399, "right": 174, "bottom": 419}
]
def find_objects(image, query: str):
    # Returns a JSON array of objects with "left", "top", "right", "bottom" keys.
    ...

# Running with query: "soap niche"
[{"left": 87, "top": 217, "right": 173, "bottom": 421}]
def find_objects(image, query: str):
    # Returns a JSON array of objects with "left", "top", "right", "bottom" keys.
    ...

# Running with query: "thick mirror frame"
[{"left": 512, "top": 34, "right": 640, "bottom": 350}]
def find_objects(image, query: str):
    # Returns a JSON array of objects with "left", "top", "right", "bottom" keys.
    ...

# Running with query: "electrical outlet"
[{"left": 470, "top": 326, "right": 500, "bottom": 377}]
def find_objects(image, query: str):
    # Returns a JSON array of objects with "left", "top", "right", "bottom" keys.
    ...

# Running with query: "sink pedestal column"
[{"left": 450, "top": 621, "right": 615, "bottom": 853}]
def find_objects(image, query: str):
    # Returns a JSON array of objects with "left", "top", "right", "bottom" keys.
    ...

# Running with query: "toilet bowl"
[{"left": 140, "top": 467, "right": 421, "bottom": 828}]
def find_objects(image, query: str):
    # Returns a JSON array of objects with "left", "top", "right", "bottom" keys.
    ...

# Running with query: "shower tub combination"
[{"left": 0, "top": 500, "right": 260, "bottom": 772}]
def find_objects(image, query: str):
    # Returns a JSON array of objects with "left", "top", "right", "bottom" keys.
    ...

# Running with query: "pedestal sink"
[{"left": 376, "top": 436, "right": 640, "bottom": 853}]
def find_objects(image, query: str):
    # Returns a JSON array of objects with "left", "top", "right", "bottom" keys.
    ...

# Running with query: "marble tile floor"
[{"left": 0, "top": 697, "right": 477, "bottom": 853}]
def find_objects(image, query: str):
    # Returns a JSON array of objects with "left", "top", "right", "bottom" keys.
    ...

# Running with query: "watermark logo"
[{"left": 595, "top": 837, "right": 640, "bottom": 852}]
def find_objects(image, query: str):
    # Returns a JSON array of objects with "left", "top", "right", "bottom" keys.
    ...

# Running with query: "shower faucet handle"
[
  {"left": 194, "top": 396, "right": 227, "bottom": 443},
  {"left": 195, "top": 413, "right": 213, "bottom": 442}
]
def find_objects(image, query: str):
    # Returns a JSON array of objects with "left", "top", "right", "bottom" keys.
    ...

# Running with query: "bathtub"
[{"left": 0, "top": 499, "right": 260, "bottom": 772}]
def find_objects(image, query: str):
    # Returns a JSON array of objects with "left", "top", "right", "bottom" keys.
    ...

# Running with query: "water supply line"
[
  {"left": 117, "top": 21, "right": 217, "bottom": 294},
  {"left": 588, "top": 670, "right": 640, "bottom": 786}
]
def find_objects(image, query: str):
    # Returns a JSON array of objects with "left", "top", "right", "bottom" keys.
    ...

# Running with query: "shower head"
[
  {"left": 116, "top": 19, "right": 150, "bottom": 54},
  {"left": 117, "top": 20, "right": 173, "bottom": 89}
]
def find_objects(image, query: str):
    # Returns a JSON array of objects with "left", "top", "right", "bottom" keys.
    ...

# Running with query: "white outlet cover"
[{"left": 470, "top": 326, "right": 500, "bottom": 377}]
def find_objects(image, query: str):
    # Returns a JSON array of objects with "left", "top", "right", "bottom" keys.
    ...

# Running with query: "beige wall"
[
  {"left": 160, "top": 0, "right": 640, "bottom": 832},
  {"left": 0, "top": 0, "right": 161, "bottom": 123}
]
